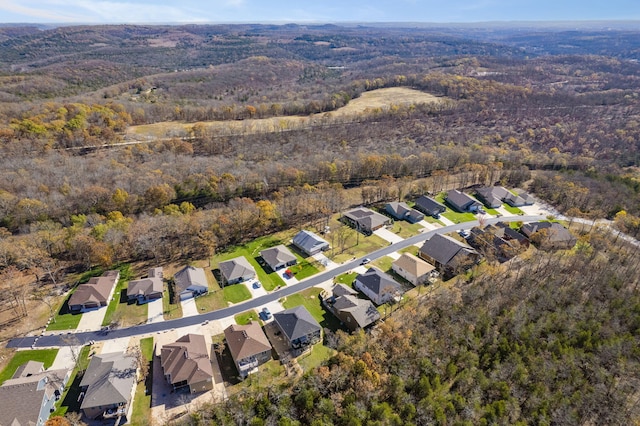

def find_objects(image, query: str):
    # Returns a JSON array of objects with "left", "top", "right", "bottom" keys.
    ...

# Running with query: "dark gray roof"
[
  {"left": 260, "top": 245, "right": 296, "bottom": 268},
  {"left": 414, "top": 195, "right": 446, "bottom": 215},
  {"left": 332, "top": 283, "right": 358, "bottom": 297},
  {"left": 219, "top": 256, "right": 256, "bottom": 282},
  {"left": 273, "top": 306, "right": 321, "bottom": 342},
  {"left": 332, "top": 294, "right": 380, "bottom": 329},
  {"left": 343, "top": 208, "right": 390, "bottom": 230},
  {"left": 292, "top": 230, "right": 329, "bottom": 254},
  {"left": 420, "top": 233, "right": 478, "bottom": 266},
  {"left": 386, "top": 202, "right": 411, "bottom": 217},
  {"left": 445, "top": 190, "right": 481, "bottom": 211},
  {"left": 356, "top": 268, "right": 402, "bottom": 297},
  {"left": 174, "top": 266, "right": 208, "bottom": 292},
  {"left": 475, "top": 187, "right": 507, "bottom": 208},
  {"left": 80, "top": 352, "right": 137, "bottom": 410}
]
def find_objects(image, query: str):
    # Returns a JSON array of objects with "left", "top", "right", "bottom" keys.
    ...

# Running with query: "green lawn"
[
  {"left": 0, "top": 349, "right": 59, "bottom": 385},
  {"left": 371, "top": 256, "right": 394, "bottom": 273},
  {"left": 131, "top": 337, "right": 154, "bottom": 426},
  {"left": 194, "top": 290, "right": 226, "bottom": 312},
  {"left": 213, "top": 233, "right": 292, "bottom": 291},
  {"left": 47, "top": 304, "right": 82, "bottom": 331},
  {"left": 484, "top": 208, "right": 500, "bottom": 215},
  {"left": 398, "top": 246, "right": 419, "bottom": 255},
  {"left": 51, "top": 345, "right": 91, "bottom": 417},
  {"left": 286, "top": 245, "right": 322, "bottom": 280},
  {"left": 162, "top": 286, "right": 183, "bottom": 320},
  {"left": 503, "top": 204, "right": 525, "bottom": 215},
  {"left": 223, "top": 284, "right": 252, "bottom": 304},
  {"left": 235, "top": 310, "right": 261, "bottom": 325},
  {"left": 329, "top": 232, "right": 388, "bottom": 264},
  {"left": 442, "top": 210, "right": 477, "bottom": 224},
  {"left": 422, "top": 215, "right": 445, "bottom": 225},
  {"left": 101, "top": 264, "right": 135, "bottom": 327},
  {"left": 334, "top": 272, "right": 358, "bottom": 287},
  {"left": 298, "top": 344, "right": 336, "bottom": 372},
  {"left": 282, "top": 288, "right": 341, "bottom": 331},
  {"left": 390, "top": 221, "right": 425, "bottom": 238}
]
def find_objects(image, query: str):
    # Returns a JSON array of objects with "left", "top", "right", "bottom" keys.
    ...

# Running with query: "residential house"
[
  {"left": 341, "top": 207, "right": 392, "bottom": 235},
  {"left": 0, "top": 362, "right": 71, "bottom": 426},
  {"left": 219, "top": 256, "right": 256, "bottom": 286},
  {"left": 495, "top": 222, "right": 531, "bottom": 247},
  {"left": 354, "top": 267, "right": 403, "bottom": 305},
  {"left": 520, "top": 222, "right": 577, "bottom": 249},
  {"left": 273, "top": 306, "right": 322, "bottom": 352},
  {"left": 292, "top": 230, "right": 330, "bottom": 256},
  {"left": 444, "top": 190, "right": 482, "bottom": 213},
  {"left": 468, "top": 224, "right": 526, "bottom": 262},
  {"left": 475, "top": 186, "right": 510, "bottom": 209},
  {"left": 322, "top": 284, "right": 380, "bottom": 331},
  {"left": 414, "top": 195, "right": 447, "bottom": 218},
  {"left": 174, "top": 266, "right": 208, "bottom": 300},
  {"left": 127, "top": 267, "right": 163, "bottom": 304},
  {"left": 68, "top": 270, "right": 120, "bottom": 313},
  {"left": 511, "top": 189, "right": 535, "bottom": 206},
  {"left": 79, "top": 352, "right": 137, "bottom": 421},
  {"left": 419, "top": 233, "right": 481, "bottom": 278},
  {"left": 260, "top": 245, "right": 297, "bottom": 272},
  {"left": 160, "top": 334, "right": 214, "bottom": 393},
  {"left": 392, "top": 253, "right": 436, "bottom": 285},
  {"left": 224, "top": 322, "right": 272, "bottom": 379},
  {"left": 385, "top": 202, "right": 425, "bottom": 223}
]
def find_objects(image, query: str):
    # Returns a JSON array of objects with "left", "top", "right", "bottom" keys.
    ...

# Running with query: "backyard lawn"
[
  {"left": 51, "top": 345, "right": 91, "bottom": 416},
  {"left": 298, "top": 344, "right": 336, "bottom": 372},
  {"left": 334, "top": 272, "right": 358, "bottom": 287},
  {"left": 131, "top": 337, "right": 154, "bottom": 426},
  {"left": 235, "top": 310, "right": 261, "bottom": 325},
  {"left": 0, "top": 349, "right": 59, "bottom": 384},
  {"left": 223, "top": 284, "right": 252, "bottom": 304}
]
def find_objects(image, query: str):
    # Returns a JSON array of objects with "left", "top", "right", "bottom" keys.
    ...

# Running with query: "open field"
[{"left": 126, "top": 88, "right": 443, "bottom": 139}]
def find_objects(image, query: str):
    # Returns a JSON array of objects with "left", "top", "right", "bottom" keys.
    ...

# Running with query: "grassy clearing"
[
  {"left": 223, "top": 284, "right": 252, "bottom": 304},
  {"left": 235, "top": 310, "right": 261, "bottom": 325},
  {"left": 329, "top": 232, "right": 388, "bottom": 264},
  {"left": 503, "top": 204, "right": 525, "bottom": 215},
  {"left": 298, "top": 344, "right": 336, "bottom": 372},
  {"left": 371, "top": 256, "right": 394, "bottom": 273},
  {"left": 101, "top": 264, "right": 135, "bottom": 327},
  {"left": 390, "top": 221, "right": 424, "bottom": 238},
  {"left": 281, "top": 288, "right": 342, "bottom": 331},
  {"left": 0, "top": 349, "right": 59, "bottom": 385},
  {"left": 51, "top": 345, "right": 91, "bottom": 417},
  {"left": 131, "top": 337, "right": 154, "bottom": 426},
  {"left": 334, "top": 272, "right": 358, "bottom": 287}
]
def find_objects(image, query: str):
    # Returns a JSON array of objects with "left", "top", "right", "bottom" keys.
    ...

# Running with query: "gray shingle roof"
[
  {"left": 80, "top": 352, "right": 137, "bottom": 411},
  {"left": 174, "top": 266, "right": 208, "bottom": 292},
  {"left": 414, "top": 195, "right": 447, "bottom": 215},
  {"left": 292, "top": 230, "right": 329, "bottom": 254},
  {"left": 260, "top": 245, "right": 296, "bottom": 268},
  {"left": 332, "top": 294, "right": 380, "bottom": 329},
  {"left": 355, "top": 268, "right": 402, "bottom": 297},
  {"left": 273, "top": 306, "right": 321, "bottom": 342},
  {"left": 445, "top": 190, "right": 481, "bottom": 212},
  {"left": 219, "top": 256, "right": 256, "bottom": 283},
  {"left": 420, "top": 233, "right": 478, "bottom": 266}
]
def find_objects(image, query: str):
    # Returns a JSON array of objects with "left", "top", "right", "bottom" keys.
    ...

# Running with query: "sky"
[{"left": 0, "top": 0, "right": 639, "bottom": 24}]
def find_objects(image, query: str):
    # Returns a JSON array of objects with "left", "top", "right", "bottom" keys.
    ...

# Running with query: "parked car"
[
  {"left": 252, "top": 281, "right": 262, "bottom": 289},
  {"left": 261, "top": 307, "right": 272, "bottom": 320},
  {"left": 361, "top": 258, "right": 371, "bottom": 265},
  {"left": 458, "top": 230, "right": 470, "bottom": 238}
]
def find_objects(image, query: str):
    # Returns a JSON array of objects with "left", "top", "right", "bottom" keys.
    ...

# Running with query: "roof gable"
[
  {"left": 80, "top": 352, "right": 136, "bottom": 410},
  {"left": 355, "top": 267, "right": 402, "bottom": 296},
  {"left": 274, "top": 306, "right": 321, "bottom": 341},
  {"left": 160, "top": 334, "right": 213, "bottom": 386},
  {"left": 224, "top": 322, "right": 272, "bottom": 361},
  {"left": 260, "top": 245, "right": 296, "bottom": 267},
  {"left": 393, "top": 253, "right": 435, "bottom": 277},
  {"left": 219, "top": 256, "right": 256, "bottom": 282},
  {"left": 292, "top": 230, "right": 329, "bottom": 253},
  {"left": 174, "top": 266, "right": 207, "bottom": 292}
]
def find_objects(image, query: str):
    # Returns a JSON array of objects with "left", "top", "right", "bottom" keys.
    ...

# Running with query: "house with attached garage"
[
  {"left": 127, "top": 267, "right": 163, "bottom": 304},
  {"left": 224, "top": 321, "right": 272, "bottom": 379},
  {"left": 0, "top": 361, "right": 71, "bottom": 426},
  {"left": 444, "top": 189, "right": 482, "bottom": 213},
  {"left": 219, "top": 256, "right": 257, "bottom": 286},
  {"left": 414, "top": 195, "right": 447, "bottom": 218},
  {"left": 273, "top": 306, "right": 322, "bottom": 354},
  {"left": 160, "top": 334, "right": 214, "bottom": 393},
  {"left": 79, "top": 352, "right": 138, "bottom": 421},
  {"left": 322, "top": 284, "right": 381, "bottom": 331},
  {"left": 520, "top": 221, "right": 577, "bottom": 250},
  {"left": 341, "top": 207, "right": 392, "bottom": 235},
  {"left": 174, "top": 265, "right": 208, "bottom": 300},
  {"left": 468, "top": 224, "right": 527, "bottom": 262},
  {"left": 260, "top": 244, "right": 297, "bottom": 272},
  {"left": 392, "top": 252, "right": 436, "bottom": 286},
  {"left": 292, "top": 230, "right": 330, "bottom": 255},
  {"left": 385, "top": 202, "right": 425, "bottom": 223},
  {"left": 419, "top": 233, "right": 481, "bottom": 279},
  {"left": 354, "top": 267, "right": 403, "bottom": 305},
  {"left": 68, "top": 270, "right": 120, "bottom": 313}
]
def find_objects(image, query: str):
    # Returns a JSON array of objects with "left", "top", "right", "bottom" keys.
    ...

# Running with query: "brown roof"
[
  {"left": 224, "top": 322, "right": 272, "bottom": 362},
  {"left": 68, "top": 270, "right": 119, "bottom": 307},
  {"left": 161, "top": 334, "right": 213, "bottom": 386},
  {"left": 393, "top": 253, "right": 435, "bottom": 277}
]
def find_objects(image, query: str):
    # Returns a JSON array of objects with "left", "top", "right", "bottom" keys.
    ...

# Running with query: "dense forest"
[{"left": 1, "top": 22, "right": 640, "bottom": 425}]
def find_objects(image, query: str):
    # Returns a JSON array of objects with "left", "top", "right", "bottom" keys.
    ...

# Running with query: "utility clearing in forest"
[{"left": 126, "top": 87, "right": 445, "bottom": 140}]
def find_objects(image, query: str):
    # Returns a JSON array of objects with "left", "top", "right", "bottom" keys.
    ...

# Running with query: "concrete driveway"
[
  {"left": 181, "top": 298, "right": 200, "bottom": 317},
  {"left": 312, "top": 253, "right": 339, "bottom": 270},
  {"left": 246, "top": 280, "right": 267, "bottom": 299},
  {"left": 76, "top": 307, "right": 107, "bottom": 332},
  {"left": 438, "top": 216, "right": 456, "bottom": 227},
  {"left": 49, "top": 345, "right": 81, "bottom": 370},
  {"left": 374, "top": 228, "right": 404, "bottom": 244},
  {"left": 147, "top": 299, "right": 164, "bottom": 324},
  {"left": 101, "top": 336, "right": 131, "bottom": 354}
]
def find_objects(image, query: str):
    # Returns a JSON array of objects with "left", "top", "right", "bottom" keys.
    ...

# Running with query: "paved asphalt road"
[{"left": 7, "top": 214, "right": 546, "bottom": 349}]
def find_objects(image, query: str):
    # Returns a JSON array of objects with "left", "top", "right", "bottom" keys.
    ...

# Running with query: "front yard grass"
[
  {"left": 484, "top": 208, "right": 500, "bottom": 215},
  {"left": 51, "top": 345, "right": 91, "bottom": 416},
  {"left": 194, "top": 290, "right": 226, "bottom": 312},
  {"left": 287, "top": 245, "right": 322, "bottom": 280},
  {"left": 334, "top": 272, "right": 358, "bottom": 287},
  {"left": 442, "top": 210, "right": 477, "bottom": 224},
  {"left": 371, "top": 256, "right": 394, "bottom": 273},
  {"left": 0, "top": 349, "right": 59, "bottom": 384},
  {"left": 281, "top": 288, "right": 342, "bottom": 331},
  {"left": 235, "top": 310, "right": 261, "bottom": 325},
  {"left": 47, "top": 302, "right": 82, "bottom": 331},
  {"left": 101, "top": 264, "right": 135, "bottom": 327},
  {"left": 162, "top": 285, "right": 183, "bottom": 320},
  {"left": 398, "top": 245, "right": 419, "bottom": 255},
  {"left": 503, "top": 204, "right": 524, "bottom": 215},
  {"left": 131, "top": 337, "right": 153, "bottom": 426},
  {"left": 298, "top": 344, "right": 336, "bottom": 372},
  {"left": 223, "top": 284, "right": 252, "bottom": 304},
  {"left": 390, "top": 221, "right": 425, "bottom": 238}
]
